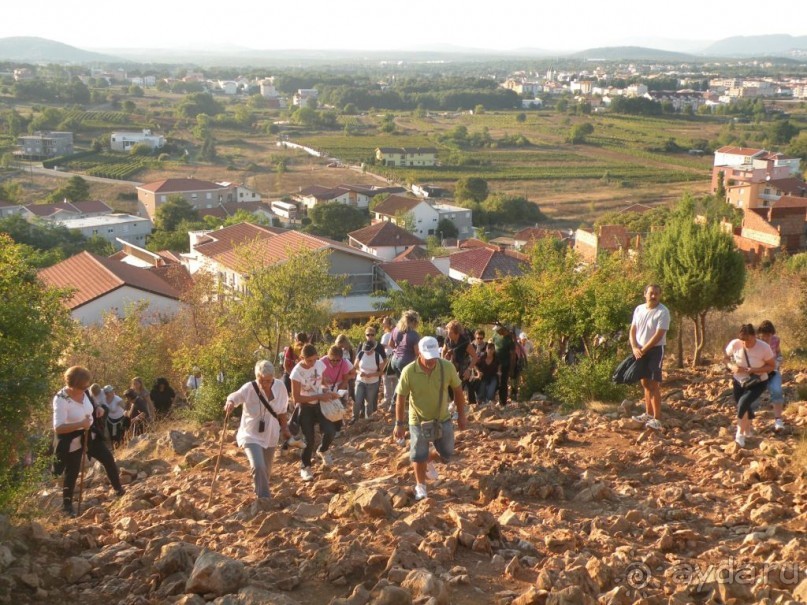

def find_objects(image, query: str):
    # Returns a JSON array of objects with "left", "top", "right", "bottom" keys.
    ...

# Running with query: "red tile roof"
[
  {"left": 137, "top": 178, "right": 228, "bottom": 193},
  {"left": 373, "top": 195, "right": 426, "bottom": 216},
  {"left": 449, "top": 247, "right": 528, "bottom": 281},
  {"left": 742, "top": 211, "right": 780, "bottom": 236},
  {"left": 194, "top": 223, "right": 373, "bottom": 273},
  {"left": 195, "top": 201, "right": 273, "bottom": 220},
  {"left": 771, "top": 195, "right": 807, "bottom": 210},
  {"left": 716, "top": 146, "right": 766, "bottom": 157},
  {"left": 768, "top": 178, "right": 807, "bottom": 197},
  {"left": 24, "top": 200, "right": 112, "bottom": 217},
  {"left": 393, "top": 245, "right": 429, "bottom": 261},
  {"left": 38, "top": 251, "right": 181, "bottom": 310},
  {"left": 458, "top": 238, "right": 489, "bottom": 249},
  {"left": 513, "top": 227, "right": 566, "bottom": 242},
  {"left": 348, "top": 221, "right": 424, "bottom": 247},
  {"left": 379, "top": 260, "right": 443, "bottom": 287}
]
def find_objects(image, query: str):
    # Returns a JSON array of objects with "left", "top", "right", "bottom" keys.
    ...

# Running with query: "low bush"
[
  {"left": 548, "top": 355, "right": 628, "bottom": 411},
  {"left": 517, "top": 352, "right": 554, "bottom": 401}
]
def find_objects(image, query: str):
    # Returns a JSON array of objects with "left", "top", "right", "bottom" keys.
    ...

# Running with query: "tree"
[
  {"left": 568, "top": 122, "right": 594, "bottom": 144},
  {"left": 454, "top": 177, "right": 489, "bottom": 204},
  {"left": 154, "top": 196, "right": 200, "bottom": 232},
  {"left": 306, "top": 203, "right": 367, "bottom": 241},
  {"left": 515, "top": 112, "right": 527, "bottom": 123},
  {"left": 46, "top": 175, "right": 90, "bottom": 203},
  {"left": 643, "top": 208, "right": 746, "bottom": 367},
  {"left": 236, "top": 246, "right": 346, "bottom": 357},
  {"left": 482, "top": 194, "right": 544, "bottom": 226},
  {"left": 177, "top": 92, "right": 224, "bottom": 119},
  {"left": 0, "top": 235, "right": 72, "bottom": 486},
  {"left": 436, "top": 218, "right": 458, "bottom": 240},
  {"left": 374, "top": 275, "right": 458, "bottom": 326}
]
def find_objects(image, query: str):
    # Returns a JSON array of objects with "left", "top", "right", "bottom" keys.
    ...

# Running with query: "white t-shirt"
[
  {"left": 52, "top": 389, "right": 93, "bottom": 453},
  {"left": 290, "top": 359, "right": 327, "bottom": 397},
  {"left": 227, "top": 379, "right": 289, "bottom": 449},
  {"left": 632, "top": 303, "right": 671, "bottom": 348},
  {"left": 725, "top": 338, "right": 774, "bottom": 382},
  {"left": 356, "top": 344, "right": 385, "bottom": 384},
  {"left": 105, "top": 394, "right": 126, "bottom": 420},
  {"left": 381, "top": 331, "right": 394, "bottom": 357}
]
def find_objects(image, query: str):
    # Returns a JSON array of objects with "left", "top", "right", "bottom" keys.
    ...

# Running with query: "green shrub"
[
  {"left": 548, "top": 355, "right": 628, "bottom": 411},
  {"left": 517, "top": 352, "right": 554, "bottom": 401}
]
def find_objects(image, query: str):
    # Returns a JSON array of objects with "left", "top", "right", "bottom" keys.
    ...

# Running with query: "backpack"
[
  {"left": 514, "top": 341, "right": 528, "bottom": 372},
  {"left": 357, "top": 343, "right": 384, "bottom": 370}
]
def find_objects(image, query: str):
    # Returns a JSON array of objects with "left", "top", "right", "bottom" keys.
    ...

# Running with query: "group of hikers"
[{"left": 52, "top": 284, "right": 790, "bottom": 515}]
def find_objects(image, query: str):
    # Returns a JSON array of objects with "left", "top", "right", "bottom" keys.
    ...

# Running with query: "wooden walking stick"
[
  {"left": 76, "top": 428, "right": 90, "bottom": 516},
  {"left": 207, "top": 407, "right": 232, "bottom": 508}
]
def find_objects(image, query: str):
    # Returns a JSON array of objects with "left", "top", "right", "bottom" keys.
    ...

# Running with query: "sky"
[{"left": 1, "top": 0, "right": 804, "bottom": 52}]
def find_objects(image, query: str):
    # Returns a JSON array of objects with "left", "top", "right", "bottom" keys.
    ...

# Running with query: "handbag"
[
  {"left": 320, "top": 397, "right": 345, "bottom": 422},
  {"left": 740, "top": 349, "right": 762, "bottom": 390}
]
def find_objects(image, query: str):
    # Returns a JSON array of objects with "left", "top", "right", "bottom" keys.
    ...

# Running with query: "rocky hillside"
[{"left": 1, "top": 366, "right": 806, "bottom": 605}]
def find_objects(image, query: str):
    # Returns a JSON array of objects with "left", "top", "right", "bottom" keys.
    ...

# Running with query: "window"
[
  {"left": 160, "top": 195, "right": 166, "bottom": 202},
  {"left": 206, "top": 193, "right": 212, "bottom": 200},
  {"left": 108, "top": 228, "right": 114, "bottom": 233},
  {"left": 191, "top": 193, "right": 198, "bottom": 199}
]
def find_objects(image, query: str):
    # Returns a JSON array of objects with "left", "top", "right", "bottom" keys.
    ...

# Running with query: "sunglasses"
[{"left": 365, "top": 333, "right": 375, "bottom": 337}]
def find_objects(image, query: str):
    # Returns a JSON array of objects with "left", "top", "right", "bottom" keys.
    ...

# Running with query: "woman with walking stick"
[{"left": 53, "top": 366, "right": 125, "bottom": 517}]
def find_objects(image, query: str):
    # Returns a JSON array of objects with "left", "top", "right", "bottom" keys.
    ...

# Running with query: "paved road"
[{"left": 14, "top": 163, "right": 142, "bottom": 186}]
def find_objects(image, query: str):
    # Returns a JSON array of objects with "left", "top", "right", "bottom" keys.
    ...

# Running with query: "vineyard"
[
  {"left": 61, "top": 110, "right": 136, "bottom": 127},
  {"left": 57, "top": 152, "right": 158, "bottom": 180}
]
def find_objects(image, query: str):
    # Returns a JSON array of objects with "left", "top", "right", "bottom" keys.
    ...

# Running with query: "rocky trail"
[{"left": 2, "top": 365, "right": 807, "bottom": 605}]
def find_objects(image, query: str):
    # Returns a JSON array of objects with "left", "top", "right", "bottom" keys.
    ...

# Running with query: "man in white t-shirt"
[{"left": 629, "top": 284, "right": 671, "bottom": 430}]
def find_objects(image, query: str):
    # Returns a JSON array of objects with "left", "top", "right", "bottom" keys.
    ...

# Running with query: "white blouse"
[
  {"left": 227, "top": 379, "right": 289, "bottom": 449},
  {"left": 52, "top": 389, "right": 93, "bottom": 452}
]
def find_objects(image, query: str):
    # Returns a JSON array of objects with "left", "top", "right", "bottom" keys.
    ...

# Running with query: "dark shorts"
[{"left": 639, "top": 346, "right": 664, "bottom": 383}]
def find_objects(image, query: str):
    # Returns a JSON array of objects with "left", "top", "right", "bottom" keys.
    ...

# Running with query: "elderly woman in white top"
[
  {"left": 103, "top": 385, "right": 128, "bottom": 447},
  {"left": 224, "top": 361, "right": 290, "bottom": 500},
  {"left": 53, "top": 366, "right": 124, "bottom": 517},
  {"left": 725, "top": 323, "right": 775, "bottom": 447}
]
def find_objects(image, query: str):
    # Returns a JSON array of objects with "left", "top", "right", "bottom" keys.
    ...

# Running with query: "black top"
[
  {"left": 476, "top": 353, "right": 500, "bottom": 380},
  {"left": 445, "top": 334, "right": 472, "bottom": 373},
  {"left": 150, "top": 385, "right": 175, "bottom": 410}
]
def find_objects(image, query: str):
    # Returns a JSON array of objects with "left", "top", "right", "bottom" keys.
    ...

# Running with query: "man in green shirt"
[{"left": 394, "top": 336, "right": 467, "bottom": 501}]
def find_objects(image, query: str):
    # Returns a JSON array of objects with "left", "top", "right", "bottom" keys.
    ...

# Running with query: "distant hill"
[
  {"left": 703, "top": 34, "right": 807, "bottom": 57},
  {"left": 571, "top": 46, "right": 697, "bottom": 61},
  {"left": 0, "top": 37, "right": 122, "bottom": 63}
]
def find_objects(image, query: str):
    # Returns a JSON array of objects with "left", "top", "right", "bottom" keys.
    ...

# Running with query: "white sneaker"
[
  {"left": 426, "top": 462, "right": 439, "bottom": 481},
  {"left": 633, "top": 412, "right": 652, "bottom": 423},
  {"left": 414, "top": 483, "right": 428, "bottom": 501},
  {"left": 317, "top": 449, "right": 334, "bottom": 467},
  {"left": 300, "top": 467, "right": 314, "bottom": 482},
  {"left": 734, "top": 431, "right": 746, "bottom": 448},
  {"left": 646, "top": 418, "right": 662, "bottom": 431},
  {"left": 288, "top": 436, "right": 306, "bottom": 449},
  {"left": 774, "top": 418, "right": 785, "bottom": 432}
]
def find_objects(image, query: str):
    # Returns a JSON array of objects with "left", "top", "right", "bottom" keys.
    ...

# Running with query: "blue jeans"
[
  {"left": 383, "top": 373, "right": 398, "bottom": 410},
  {"left": 354, "top": 380, "right": 380, "bottom": 420},
  {"left": 243, "top": 443, "right": 275, "bottom": 498},
  {"left": 767, "top": 371, "right": 784, "bottom": 404},
  {"left": 409, "top": 420, "right": 455, "bottom": 463},
  {"left": 477, "top": 376, "right": 498, "bottom": 404}
]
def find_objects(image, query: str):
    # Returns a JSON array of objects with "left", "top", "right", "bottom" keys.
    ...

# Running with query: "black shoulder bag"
[
  {"left": 740, "top": 350, "right": 762, "bottom": 390},
  {"left": 251, "top": 381, "right": 281, "bottom": 433}
]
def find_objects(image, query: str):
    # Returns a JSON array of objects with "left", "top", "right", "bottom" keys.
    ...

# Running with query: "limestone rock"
[
  {"left": 186, "top": 549, "right": 247, "bottom": 598},
  {"left": 353, "top": 487, "right": 393, "bottom": 519},
  {"left": 155, "top": 542, "right": 200, "bottom": 579},
  {"left": 61, "top": 557, "right": 92, "bottom": 584},
  {"left": 369, "top": 585, "right": 412, "bottom": 605},
  {"left": 400, "top": 569, "right": 449, "bottom": 605},
  {"left": 512, "top": 586, "right": 548, "bottom": 605},
  {"left": 546, "top": 586, "right": 596, "bottom": 605},
  {"left": 168, "top": 430, "right": 201, "bottom": 455}
]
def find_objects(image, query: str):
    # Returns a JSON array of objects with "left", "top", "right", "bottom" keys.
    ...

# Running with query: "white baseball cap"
[
  {"left": 103, "top": 385, "right": 115, "bottom": 393},
  {"left": 418, "top": 336, "right": 441, "bottom": 360}
]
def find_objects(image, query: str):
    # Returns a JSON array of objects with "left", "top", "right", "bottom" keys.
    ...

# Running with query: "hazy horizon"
[{"left": 1, "top": 1, "right": 804, "bottom": 53}]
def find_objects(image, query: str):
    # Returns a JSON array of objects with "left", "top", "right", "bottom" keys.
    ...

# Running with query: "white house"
[
  {"left": 372, "top": 195, "right": 440, "bottom": 240},
  {"left": 23, "top": 200, "right": 113, "bottom": 222},
  {"left": 57, "top": 214, "right": 153, "bottom": 249},
  {"left": 182, "top": 222, "right": 381, "bottom": 318},
  {"left": 218, "top": 81, "right": 238, "bottom": 95},
  {"left": 432, "top": 202, "right": 474, "bottom": 239},
  {"left": 347, "top": 221, "right": 425, "bottom": 261},
  {"left": 110, "top": 129, "right": 165, "bottom": 152},
  {"left": 0, "top": 201, "right": 24, "bottom": 218},
  {"left": 293, "top": 89, "right": 318, "bottom": 106},
  {"left": 38, "top": 251, "right": 183, "bottom": 325},
  {"left": 295, "top": 185, "right": 374, "bottom": 210}
]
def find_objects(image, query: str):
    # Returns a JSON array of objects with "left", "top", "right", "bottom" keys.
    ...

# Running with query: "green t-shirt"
[
  {"left": 396, "top": 358, "right": 461, "bottom": 425},
  {"left": 493, "top": 332, "right": 515, "bottom": 368}
]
